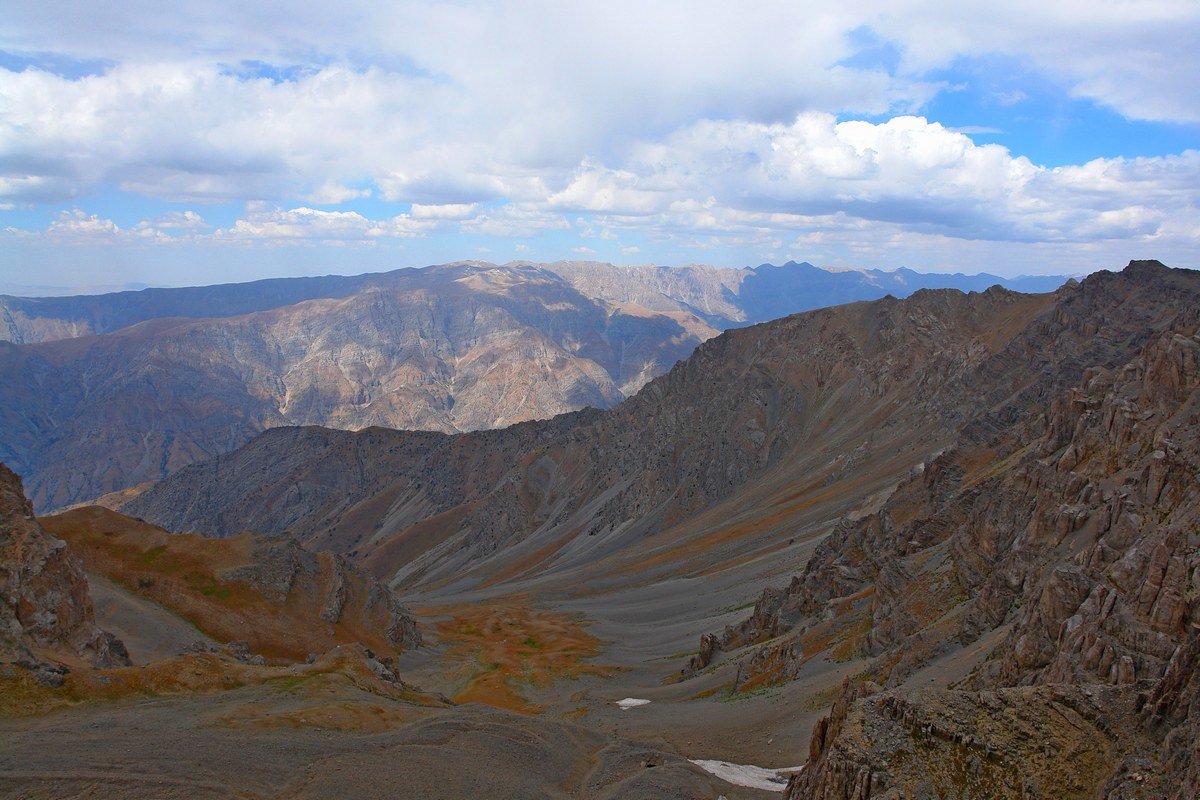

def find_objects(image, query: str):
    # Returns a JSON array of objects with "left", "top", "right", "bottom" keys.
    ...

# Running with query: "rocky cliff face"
[
  {"left": 0, "top": 462, "right": 128, "bottom": 670},
  {"left": 2, "top": 263, "right": 716, "bottom": 511},
  {"left": 702, "top": 261, "right": 1200, "bottom": 798}
]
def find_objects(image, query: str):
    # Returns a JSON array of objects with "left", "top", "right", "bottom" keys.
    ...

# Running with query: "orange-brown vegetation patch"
[
  {"left": 213, "top": 658, "right": 440, "bottom": 732},
  {"left": 42, "top": 506, "right": 400, "bottom": 661},
  {"left": 0, "top": 646, "right": 442, "bottom": 718},
  {"left": 418, "top": 598, "right": 617, "bottom": 714}
]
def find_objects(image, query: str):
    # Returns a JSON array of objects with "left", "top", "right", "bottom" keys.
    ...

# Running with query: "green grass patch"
[
  {"left": 137, "top": 545, "right": 167, "bottom": 565},
  {"left": 184, "top": 572, "right": 234, "bottom": 601}
]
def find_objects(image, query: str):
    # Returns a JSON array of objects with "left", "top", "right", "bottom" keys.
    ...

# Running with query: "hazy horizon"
[{"left": 0, "top": 256, "right": 1096, "bottom": 297}]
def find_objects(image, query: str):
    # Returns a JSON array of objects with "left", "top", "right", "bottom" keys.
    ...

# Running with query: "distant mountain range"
[
  {"left": 0, "top": 260, "right": 1068, "bottom": 346},
  {"left": 0, "top": 281, "right": 151, "bottom": 299},
  {"left": 0, "top": 260, "right": 1069, "bottom": 511}
]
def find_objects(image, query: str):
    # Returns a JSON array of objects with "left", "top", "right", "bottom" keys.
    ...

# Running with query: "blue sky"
[{"left": 1, "top": 1, "right": 1198, "bottom": 289}]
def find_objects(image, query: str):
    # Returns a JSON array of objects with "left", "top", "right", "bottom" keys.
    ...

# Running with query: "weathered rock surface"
[
  {"left": 788, "top": 681, "right": 1160, "bottom": 799},
  {"left": 706, "top": 261, "right": 1200, "bottom": 797},
  {"left": 0, "top": 461, "right": 128, "bottom": 668}
]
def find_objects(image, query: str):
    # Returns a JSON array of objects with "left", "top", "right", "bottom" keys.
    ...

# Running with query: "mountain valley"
[{"left": 1, "top": 259, "right": 1195, "bottom": 799}]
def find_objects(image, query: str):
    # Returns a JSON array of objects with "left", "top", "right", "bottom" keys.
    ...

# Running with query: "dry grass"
[
  {"left": 0, "top": 646, "right": 441, "bottom": 719},
  {"left": 42, "top": 506, "right": 403, "bottom": 661},
  {"left": 417, "top": 598, "right": 618, "bottom": 714}
]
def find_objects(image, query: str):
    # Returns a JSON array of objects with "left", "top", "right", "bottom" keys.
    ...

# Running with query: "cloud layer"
[{"left": 2, "top": 1, "right": 1198, "bottom": 278}]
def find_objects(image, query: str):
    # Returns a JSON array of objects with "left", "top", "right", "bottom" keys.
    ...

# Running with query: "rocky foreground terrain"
[
  {"left": 0, "top": 462, "right": 128, "bottom": 673},
  {"left": 709, "top": 263, "right": 1200, "bottom": 797},
  {"left": 0, "top": 259, "right": 1064, "bottom": 512}
]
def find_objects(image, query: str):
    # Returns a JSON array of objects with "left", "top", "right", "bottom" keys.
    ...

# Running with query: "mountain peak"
[{"left": 1125, "top": 258, "right": 1170, "bottom": 277}]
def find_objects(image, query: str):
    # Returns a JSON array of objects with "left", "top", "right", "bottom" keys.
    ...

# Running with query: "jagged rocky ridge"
[
  {"left": 695, "top": 261, "right": 1200, "bottom": 797},
  {"left": 0, "top": 462, "right": 128, "bottom": 673}
]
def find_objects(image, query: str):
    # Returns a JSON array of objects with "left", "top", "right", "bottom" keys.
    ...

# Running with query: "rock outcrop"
[
  {"left": 224, "top": 532, "right": 422, "bottom": 651},
  {"left": 0, "top": 462, "right": 128, "bottom": 669},
  {"left": 788, "top": 682, "right": 1153, "bottom": 799},
  {"left": 43, "top": 506, "right": 421, "bottom": 660}
]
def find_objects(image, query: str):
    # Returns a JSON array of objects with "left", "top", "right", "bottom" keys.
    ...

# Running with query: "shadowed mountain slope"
[
  {"left": 128, "top": 283, "right": 1057, "bottom": 589},
  {"left": 1, "top": 263, "right": 710, "bottom": 511},
  {"left": 666, "top": 261, "right": 1200, "bottom": 798}
]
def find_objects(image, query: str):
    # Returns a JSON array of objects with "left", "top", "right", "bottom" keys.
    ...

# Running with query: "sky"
[{"left": 1, "top": 1, "right": 1198, "bottom": 289}]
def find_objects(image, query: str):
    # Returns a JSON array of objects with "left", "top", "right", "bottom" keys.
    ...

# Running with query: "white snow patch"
[
  {"left": 615, "top": 697, "right": 652, "bottom": 710},
  {"left": 688, "top": 759, "right": 805, "bottom": 792}
]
